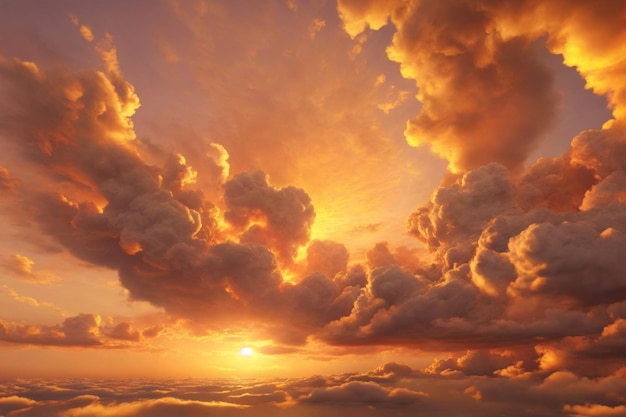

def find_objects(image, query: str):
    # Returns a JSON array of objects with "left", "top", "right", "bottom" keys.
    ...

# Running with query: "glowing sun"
[{"left": 239, "top": 346, "right": 253, "bottom": 357}]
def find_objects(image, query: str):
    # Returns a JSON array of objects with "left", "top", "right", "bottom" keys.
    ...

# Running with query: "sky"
[{"left": 0, "top": 0, "right": 625, "bottom": 416}]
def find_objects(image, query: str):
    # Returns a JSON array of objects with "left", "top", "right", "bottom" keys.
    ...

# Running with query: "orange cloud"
[
  {"left": 337, "top": 0, "right": 626, "bottom": 176},
  {"left": 0, "top": 313, "right": 103, "bottom": 347},
  {"left": 339, "top": 0, "right": 560, "bottom": 173},
  {"left": 564, "top": 403, "right": 626, "bottom": 417},
  {"left": 1, "top": 362, "right": 626, "bottom": 416},
  {"left": 0, "top": 313, "right": 166, "bottom": 348},
  {"left": 0, "top": 254, "right": 60, "bottom": 283},
  {"left": 0, "top": 285, "right": 62, "bottom": 313},
  {"left": 1, "top": 3, "right": 626, "bottom": 393},
  {"left": 303, "top": 380, "right": 426, "bottom": 405}
]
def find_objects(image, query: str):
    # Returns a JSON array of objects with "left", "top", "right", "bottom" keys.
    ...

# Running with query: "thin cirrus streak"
[{"left": 0, "top": 0, "right": 625, "bottom": 416}]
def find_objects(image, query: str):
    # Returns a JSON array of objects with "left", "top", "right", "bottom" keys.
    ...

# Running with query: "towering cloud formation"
[
  {"left": 0, "top": 50, "right": 354, "bottom": 336},
  {"left": 338, "top": 0, "right": 626, "bottom": 174},
  {"left": 330, "top": 0, "right": 626, "bottom": 384},
  {"left": 339, "top": 0, "right": 558, "bottom": 173}
]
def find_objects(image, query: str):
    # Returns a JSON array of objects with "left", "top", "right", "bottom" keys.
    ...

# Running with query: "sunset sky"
[{"left": 1, "top": 0, "right": 625, "bottom": 416}]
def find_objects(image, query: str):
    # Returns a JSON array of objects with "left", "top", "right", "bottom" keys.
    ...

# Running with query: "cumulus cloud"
[
  {"left": 301, "top": 239, "right": 350, "bottom": 279},
  {"left": 317, "top": 3, "right": 625, "bottom": 349},
  {"left": 0, "top": 46, "right": 373, "bottom": 346},
  {"left": 348, "top": 362, "right": 417, "bottom": 383},
  {"left": 106, "top": 321, "right": 141, "bottom": 342},
  {"left": 223, "top": 170, "right": 315, "bottom": 264},
  {"left": 0, "top": 314, "right": 161, "bottom": 348},
  {"left": 0, "top": 313, "right": 103, "bottom": 347},
  {"left": 507, "top": 219, "right": 626, "bottom": 305},
  {"left": 338, "top": 0, "right": 626, "bottom": 175},
  {"left": 340, "top": 0, "right": 560, "bottom": 173},
  {"left": 425, "top": 349, "right": 535, "bottom": 377}
]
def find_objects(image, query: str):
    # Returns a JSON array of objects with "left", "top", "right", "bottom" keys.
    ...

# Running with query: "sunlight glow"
[{"left": 239, "top": 346, "right": 253, "bottom": 357}]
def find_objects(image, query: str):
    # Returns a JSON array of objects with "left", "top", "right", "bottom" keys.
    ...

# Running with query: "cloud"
[
  {"left": 0, "top": 285, "right": 61, "bottom": 312},
  {"left": 0, "top": 395, "right": 249, "bottom": 417},
  {"left": 63, "top": 397, "right": 248, "bottom": 417},
  {"left": 425, "top": 349, "right": 534, "bottom": 377},
  {"left": 69, "top": 15, "right": 95, "bottom": 43},
  {"left": 223, "top": 171, "right": 315, "bottom": 265},
  {"left": 499, "top": 1, "right": 626, "bottom": 121},
  {"left": 301, "top": 240, "right": 349, "bottom": 279},
  {"left": 348, "top": 362, "right": 417, "bottom": 383},
  {"left": 141, "top": 324, "right": 165, "bottom": 339},
  {"left": 340, "top": 0, "right": 561, "bottom": 173},
  {"left": 564, "top": 403, "right": 626, "bottom": 417},
  {"left": 337, "top": 0, "right": 404, "bottom": 39},
  {"left": 0, "top": 395, "right": 36, "bottom": 416},
  {"left": 408, "top": 163, "right": 516, "bottom": 253},
  {"left": 2, "top": 363, "right": 626, "bottom": 416},
  {"left": 308, "top": 18, "right": 326, "bottom": 40},
  {"left": 0, "top": 47, "right": 365, "bottom": 339},
  {"left": 0, "top": 254, "right": 59, "bottom": 283},
  {"left": 319, "top": 142, "right": 624, "bottom": 350},
  {"left": 0, "top": 313, "right": 103, "bottom": 347},
  {"left": 106, "top": 321, "right": 141, "bottom": 342},
  {"left": 337, "top": 0, "right": 626, "bottom": 174},
  {"left": 1, "top": 37, "right": 625, "bottom": 371},
  {"left": 507, "top": 219, "right": 626, "bottom": 305},
  {"left": 303, "top": 380, "right": 426, "bottom": 406},
  {"left": 0, "top": 314, "right": 162, "bottom": 348},
  {"left": 0, "top": 166, "right": 18, "bottom": 191}
]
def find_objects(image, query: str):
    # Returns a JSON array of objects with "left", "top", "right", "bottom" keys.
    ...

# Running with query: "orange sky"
[{"left": 0, "top": 1, "right": 625, "bottom": 416}]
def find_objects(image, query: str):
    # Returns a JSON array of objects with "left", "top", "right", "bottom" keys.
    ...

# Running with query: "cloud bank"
[{"left": 1, "top": 361, "right": 625, "bottom": 416}]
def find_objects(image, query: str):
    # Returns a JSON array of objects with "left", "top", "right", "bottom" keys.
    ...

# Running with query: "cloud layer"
[{"left": 1, "top": 361, "right": 625, "bottom": 416}]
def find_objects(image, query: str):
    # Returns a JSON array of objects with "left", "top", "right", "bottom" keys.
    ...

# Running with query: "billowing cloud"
[
  {"left": 338, "top": 0, "right": 626, "bottom": 174},
  {"left": 301, "top": 239, "right": 350, "bottom": 279},
  {"left": 339, "top": 0, "right": 560, "bottom": 173},
  {"left": 0, "top": 313, "right": 162, "bottom": 348},
  {"left": 321, "top": 0, "right": 624, "bottom": 362},
  {"left": 0, "top": 313, "right": 102, "bottom": 347},
  {"left": 0, "top": 6, "right": 625, "bottom": 417},
  {"left": 223, "top": 170, "right": 315, "bottom": 265}
]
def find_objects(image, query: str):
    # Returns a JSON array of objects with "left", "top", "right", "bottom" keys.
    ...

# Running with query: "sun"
[{"left": 239, "top": 346, "right": 253, "bottom": 357}]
